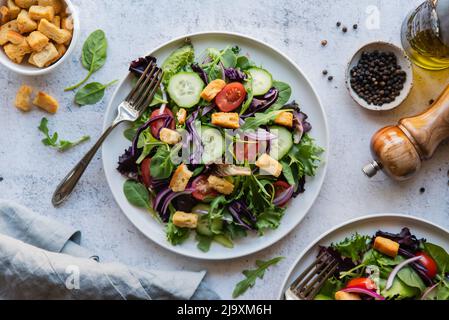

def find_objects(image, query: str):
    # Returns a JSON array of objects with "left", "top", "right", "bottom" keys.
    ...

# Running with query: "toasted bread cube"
[
  {"left": 6, "top": 30, "right": 25, "bottom": 44},
  {"left": 52, "top": 15, "right": 60, "bottom": 27},
  {"left": 0, "top": 20, "right": 18, "bottom": 45},
  {"left": 61, "top": 15, "right": 73, "bottom": 31},
  {"left": 17, "top": 10, "right": 37, "bottom": 33},
  {"left": 173, "top": 212, "right": 199, "bottom": 229},
  {"left": 160, "top": 128, "right": 182, "bottom": 145},
  {"left": 15, "top": 0, "right": 38, "bottom": 9},
  {"left": 7, "top": 0, "right": 20, "bottom": 19},
  {"left": 176, "top": 108, "right": 187, "bottom": 125},
  {"left": 29, "top": 5, "right": 55, "bottom": 21},
  {"left": 256, "top": 153, "right": 282, "bottom": 177},
  {"left": 44, "top": 42, "right": 64, "bottom": 66},
  {"left": 211, "top": 112, "right": 240, "bottom": 129},
  {"left": 27, "top": 42, "right": 57, "bottom": 67},
  {"left": 1, "top": 6, "right": 11, "bottom": 25},
  {"left": 274, "top": 112, "right": 294, "bottom": 128},
  {"left": 26, "top": 30, "right": 48, "bottom": 51},
  {"left": 38, "top": 0, "right": 62, "bottom": 14},
  {"left": 15, "top": 85, "right": 33, "bottom": 112},
  {"left": 38, "top": 18, "right": 70, "bottom": 44},
  {"left": 335, "top": 291, "right": 361, "bottom": 301},
  {"left": 4, "top": 40, "right": 31, "bottom": 63},
  {"left": 169, "top": 163, "right": 193, "bottom": 192},
  {"left": 208, "top": 175, "right": 234, "bottom": 195},
  {"left": 373, "top": 236, "right": 400, "bottom": 258},
  {"left": 201, "top": 79, "right": 226, "bottom": 102},
  {"left": 33, "top": 91, "right": 58, "bottom": 113}
]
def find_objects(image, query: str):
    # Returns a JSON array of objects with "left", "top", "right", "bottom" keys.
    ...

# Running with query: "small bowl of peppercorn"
[{"left": 346, "top": 41, "right": 413, "bottom": 111}]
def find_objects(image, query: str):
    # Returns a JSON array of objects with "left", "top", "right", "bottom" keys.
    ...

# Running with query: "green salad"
[{"left": 117, "top": 40, "right": 324, "bottom": 251}]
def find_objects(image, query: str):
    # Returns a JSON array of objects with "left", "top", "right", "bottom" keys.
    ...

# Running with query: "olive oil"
[{"left": 401, "top": 0, "right": 449, "bottom": 70}]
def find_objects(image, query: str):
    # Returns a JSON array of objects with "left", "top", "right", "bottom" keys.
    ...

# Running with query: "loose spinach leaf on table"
[
  {"left": 38, "top": 118, "right": 90, "bottom": 152},
  {"left": 123, "top": 180, "right": 151, "bottom": 209},
  {"left": 65, "top": 30, "right": 108, "bottom": 91},
  {"left": 75, "top": 80, "right": 118, "bottom": 106},
  {"left": 233, "top": 257, "right": 284, "bottom": 298}
]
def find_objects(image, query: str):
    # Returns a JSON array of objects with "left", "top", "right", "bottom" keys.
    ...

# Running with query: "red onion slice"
[
  {"left": 385, "top": 256, "right": 422, "bottom": 291},
  {"left": 340, "top": 288, "right": 385, "bottom": 300}
]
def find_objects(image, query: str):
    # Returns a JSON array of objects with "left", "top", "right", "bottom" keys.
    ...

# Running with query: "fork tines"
[
  {"left": 286, "top": 250, "right": 339, "bottom": 300},
  {"left": 126, "top": 61, "right": 163, "bottom": 112}
]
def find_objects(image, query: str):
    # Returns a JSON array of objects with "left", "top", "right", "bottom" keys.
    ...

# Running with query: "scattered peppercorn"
[
  {"left": 342, "top": 27, "right": 348, "bottom": 33},
  {"left": 353, "top": 24, "right": 358, "bottom": 30},
  {"left": 328, "top": 76, "right": 334, "bottom": 81},
  {"left": 336, "top": 22, "right": 341, "bottom": 27},
  {"left": 420, "top": 187, "right": 426, "bottom": 194},
  {"left": 322, "top": 70, "right": 328, "bottom": 75},
  {"left": 350, "top": 50, "right": 407, "bottom": 106},
  {"left": 429, "top": 99, "right": 435, "bottom": 105},
  {"left": 321, "top": 40, "right": 328, "bottom": 46},
  {"left": 0, "top": 177, "right": 3, "bottom": 182}
]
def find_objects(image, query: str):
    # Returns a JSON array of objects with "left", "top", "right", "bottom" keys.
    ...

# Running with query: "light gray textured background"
[{"left": 1, "top": 0, "right": 449, "bottom": 300}]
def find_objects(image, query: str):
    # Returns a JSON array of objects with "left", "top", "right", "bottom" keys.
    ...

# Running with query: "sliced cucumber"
[
  {"left": 167, "top": 72, "right": 204, "bottom": 108},
  {"left": 196, "top": 215, "right": 224, "bottom": 237},
  {"left": 201, "top": 126, "right": 225, "bottom": 164},
  {"left": 248, "top": 68, "right": 273, "bottom": 96},
  {"left": 269, "top": 126, "right": 293, "bottom": 160}
]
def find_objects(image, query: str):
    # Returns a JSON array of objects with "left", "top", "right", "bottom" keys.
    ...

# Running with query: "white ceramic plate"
[
  {"left": 102, "top": 31, "right": 329, "bottom": 260},
  {"left": 278, "top": 214, "right": 449, "bottom": 299}
]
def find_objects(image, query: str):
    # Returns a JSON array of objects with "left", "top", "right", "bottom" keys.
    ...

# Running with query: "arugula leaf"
[
  {"left": 424, "top": 243, "right": 449, "bottom": 274},
  {"left": 38, "top": 118, "right": 90, "bottom": 152},
  {"left": 149, "top": 89, "right": 168, "bottom": 107},
  {"left": 166, "top": 220, "right": 190, "bottom": 245},
  {"left": 136, "top": 128, "right": 165, "bottom": 164},
  {"left": 150, "top": 146, "right": 174, "bottom": 179},
  {"left": 288, "top": 134, "right": 324, "bottom": 177},
  {"left": 332, "top": 233, "right": 371, "bottom": 262},
  {"left": 239, "top": 77, "right": 254, "bottom": 115},
  {"left": 123, "top": 180, "right": 151, "bottom": 209},
  {"left": 65, "top": 30, "right": 108, "bottom": 91},
  {"left": 241, "top": 110, "right": 284, "bottom": 130},
  {"left": 161, "top": 43, "right": 195, "bottom": 84},
  {"left": 75, "top": 80, "right": 117, "bottom": 106},
  {"left": 281, "top": 160, "right": 295, "bottom": 186},
  {"left": 233, "top": 257, "right": 284, "bottom": 298}
]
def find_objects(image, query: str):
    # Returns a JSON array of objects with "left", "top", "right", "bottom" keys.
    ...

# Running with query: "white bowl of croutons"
[{"left": 0, "top": 0, "right": 79, "bottom": 76}]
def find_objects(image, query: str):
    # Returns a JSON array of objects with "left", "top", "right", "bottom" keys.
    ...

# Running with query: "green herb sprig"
[{"left": 38, "top": 118, "right": 90, "bottom": 152}]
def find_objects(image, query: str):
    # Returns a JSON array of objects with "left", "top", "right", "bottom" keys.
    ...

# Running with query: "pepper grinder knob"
[{"left": 363, "top": 161, "right": 382, "bottom": 178}]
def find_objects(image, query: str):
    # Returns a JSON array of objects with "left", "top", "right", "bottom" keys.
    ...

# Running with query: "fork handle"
[{"left": 52, "top": 123, "right": 119, "bottom": 207}]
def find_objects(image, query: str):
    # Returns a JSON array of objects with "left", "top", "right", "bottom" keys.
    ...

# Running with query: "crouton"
[
  {"left": 255, "top": 153, "right": 282, "bottom": 177},
  {"left": 211, "top": 112, "right": 240, "bottom": 129},
  {"left": 169, "top": 163, "right": 193, "bottom": 192},
  {"left": 15, "top": 0, "right": 38, "bottom": 9},
  {"left": 373, "top": 236, "right": 400, "bottom": 258},
  {"left": 29, "top": 5, "right": 55, "bottom": 21},
  {"left": 37, "top": 18, "right": 70, "bottom": 44},
  {"left": 201, "top": 79, "right": 226, "bottom": 102},
  {"left": 176, "top": 108, "right": 187, "bottom": 125},
  {"left": 52, "top": 15, "right": 60, "bottom": 27},
  {"left": 4, "top": 40, "right": 31, "bottom": 63},
  {"left": 7, "top": 0, "right": 20, "bottom": 19},
  {"left": 0, "top": 20, "right": 18, "bottom": 45},
  {"left": 44, "top": 42, "right": 64, "bottom": 66},
  {"left": 38, "top": 0, "right": 62, "bottom": 14},
  {"left": 335, "top": 291, "right": 361, "bottom": 301},
  {"left": 61, "top": 15, "right": 73, "bottom": 31},
  {"left": 1, "top": 6, "right": 11, "bottom": 25},
  {"left": 33, "top": 91, "right": 58, "bottom": 113},
  {"left": 26, "top": 30, "right": 48, "bottom": 51},
  {"left": 14, "top": 85, "right": 33, "bottom": 112},
  {"left": 17, "top": 10, "right": 37, "bottom": 33},
  {"left": 208, "top": 175, "right": 234, "bottom": 195},
  {"left": 6, "top": 30, "right": 25, "bottom": 44},
  {"left": 159, "top": 128, "right": 182, "bottom": 145},
  {"left": 172, "top": 212, "right": 199, "bottom": 229},
  {"left": 28, "top": 41, "right": 57, "bottom": 67},
  {"left": 274, "top": 112, "right": 294, "bottom": 128}
]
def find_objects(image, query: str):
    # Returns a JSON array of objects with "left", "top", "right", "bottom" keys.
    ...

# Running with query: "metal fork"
[
  {"left": 285, "top": 250, "right": 339, "bottom": 300},
  {"left": 52, "top": 62, "right": 163, "bottom": 207}
]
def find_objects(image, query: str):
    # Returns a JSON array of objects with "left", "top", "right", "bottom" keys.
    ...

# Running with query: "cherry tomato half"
[
  {"left": 141, "top": 158, "right": 152, "bottom": 188},
  {"left": 235, "top": 140, "right": 268, "bottom": 163},
  {"left": 346, "top": 278, "right": 377, "bottom": 291},
  {"left": 415, "top": 252, "right": 438, "bottom": 278},
  {"left": 216, "top": 82, "right": 247, "bottom": 112},
  {"left": 192, "top": 175, "right": 218, "bottom": 202},
  {"left": 150, "top": 107, "right": 175, "bottom": 138},
  {"left": 274, "top": 181, "right": 293, "bottom": 207}
]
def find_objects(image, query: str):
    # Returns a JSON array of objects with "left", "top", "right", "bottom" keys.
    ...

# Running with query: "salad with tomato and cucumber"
[
  {"left": 117, "top": 40, "right": 324, "bottom": 251},
  {"left": 315, "top": 228, "right": 449, "bottom": 300}
]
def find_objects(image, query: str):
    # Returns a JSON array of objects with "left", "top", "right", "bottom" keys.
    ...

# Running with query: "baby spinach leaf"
[
  {"left": 38, "top": 118, "right": 90, "bottom": 152},
  {"left": 136, "top": 128, "right": 165, "bottom": 164},
  {"left": 123, "top": 180, "right": 151, "bottom": 209},
  {"left": 196, "top": 234, "right": 213, "bottom": 252},
  {"left": 161, "top": 43, "right": 195, "bottom": 84},
  {"left": 150, "top": 146, "right": 174, "bottom": 179},
  {"left": 266, "top": 81, "right": 292, "bottom": 112},
  {"left": 236, "top": 56, "right": 255, "bottom": 71},
  {"left": 424, "top": 243, "right": 449, "bottom": 274},
  {"left": 397, "top": 266, "right": 426, "bottom": 292},
  {"left": 75, "top": 80, "right": 117, "bottom": 106},
  {"left": 220, "top": 48, "right": 237, "bottom": 68},
  {"left": 65, "top": 30, "right": 108, "bottom": 91},
  {"left": 233, "top": 257, "right": 284, "bottom": 298}
]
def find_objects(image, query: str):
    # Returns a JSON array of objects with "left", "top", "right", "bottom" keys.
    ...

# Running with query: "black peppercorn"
[
  {"left": 321, "top": 40, "right": 328, "bottom": 46},
  {"left": 328, "top": 76, "right": 334, "bottom": 81},
  {"left": 322, "top": 70, "right": 328, "bottom": 75},
  {"left": 342, "top": 27, "right": 348, "bottom": 33},
  {"left": 336, "top": 21, "right": 341, "bottom": 27},
  {"left": 353, "top": 24, "right": 358, "bottom": 30}
]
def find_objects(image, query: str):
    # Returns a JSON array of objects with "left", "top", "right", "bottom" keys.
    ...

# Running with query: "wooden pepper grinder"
[{"left": 363, "top": 83, "right": 449, "bottom": 180}]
